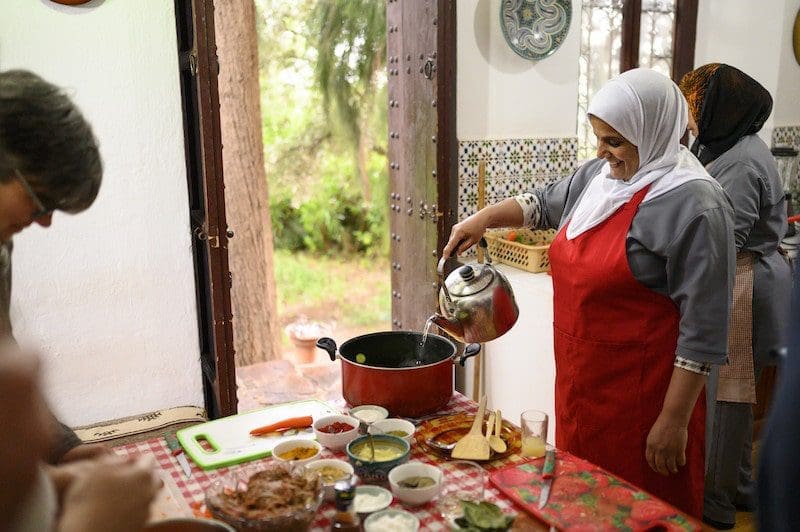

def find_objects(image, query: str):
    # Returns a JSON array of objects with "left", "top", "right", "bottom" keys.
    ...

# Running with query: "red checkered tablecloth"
[{"left": 116, "top": 393, "right": 537, "bottom": 531}]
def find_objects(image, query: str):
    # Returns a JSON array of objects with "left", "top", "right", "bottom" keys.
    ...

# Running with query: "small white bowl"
[
  {"left": 271, "top": 438, "right": 322, "bottom": 467},
  {"left": 363, "top": 508, "right": 420, "bottom": 532},
  {"left": 313, "top": 414, "right": 360, "bottom": 451},
  {"left": 369, "top": 418, "right": 416, "bottom": 444},
  {"left": 353, "top": 485, "right": 393, "bottom": 515},
  {"left": 388, "top": 461, "right": 443, "bottom": 506},
  {"left": 303, "top": 458, "right": 354, "bottom": 501},
  {"left": 349, "top": 405, "right": 389, "bottom": 428}
]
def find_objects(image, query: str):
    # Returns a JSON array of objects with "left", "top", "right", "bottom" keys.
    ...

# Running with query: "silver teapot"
[{"left": 431, "top": 238, "right": 519, "bottom": 343}]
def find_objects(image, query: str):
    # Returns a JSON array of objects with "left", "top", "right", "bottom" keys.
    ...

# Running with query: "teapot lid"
[{"left": 445, "top": 263, "right": 494, "bottom": 296}]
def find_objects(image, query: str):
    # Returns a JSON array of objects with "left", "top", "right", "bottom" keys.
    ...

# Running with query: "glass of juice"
[{"left": 520, "top": 410, "right": 548, "bottom": 458}]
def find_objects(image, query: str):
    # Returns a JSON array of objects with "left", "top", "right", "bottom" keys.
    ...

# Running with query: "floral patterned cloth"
[{"left": 490, "top": 451, "right": 702, "bottom": 531}]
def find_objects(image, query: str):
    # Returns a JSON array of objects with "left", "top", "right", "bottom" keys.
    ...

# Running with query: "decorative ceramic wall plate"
[
  {"left": 500, "top": 0, "right": 572, "bottom": 61},
  {"left": 793, "top": 7, "right": 800, "bottom": 66}
]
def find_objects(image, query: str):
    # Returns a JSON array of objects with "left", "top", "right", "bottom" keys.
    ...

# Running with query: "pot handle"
[
  {"left": 456, "top": 343, "right": 481, "bottom": 366},
  {"left": 316, "top": 337, "right": 338, "bottom": 361}
]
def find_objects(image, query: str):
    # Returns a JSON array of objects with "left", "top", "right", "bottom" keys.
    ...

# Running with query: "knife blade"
[
  {"left": 164, "top": 432, "right": 193, "bottom": 479},
  {"left": 538, "top": 447, "right": 556, "bottom": 509}
]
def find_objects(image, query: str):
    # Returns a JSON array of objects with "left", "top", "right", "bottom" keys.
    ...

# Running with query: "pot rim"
[{"left": 338, "top": 330, "right": 457, "bottom": 370}]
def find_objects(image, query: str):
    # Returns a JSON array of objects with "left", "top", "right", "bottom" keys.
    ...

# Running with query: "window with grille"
[{"left": 577, "top": 0, "right": 693, "bottom": 161}]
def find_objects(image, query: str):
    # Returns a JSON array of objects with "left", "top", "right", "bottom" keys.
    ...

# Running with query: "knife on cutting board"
[
  {"left": 164, "top": 432, "right": 193, "bottom": 479},
  {"left": 538, "top": 447, "right": 555, "bottom": 509}
]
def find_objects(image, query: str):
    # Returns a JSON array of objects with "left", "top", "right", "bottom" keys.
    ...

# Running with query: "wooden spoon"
[
  {"left": 485, "top": 412, "right": 496, "bottom": 446},
  {"left": 489, "top": 409, "right": 507, "bottom": 453},
  {"left": 451, "top": 395, "right": 490, "bottom": 460}
]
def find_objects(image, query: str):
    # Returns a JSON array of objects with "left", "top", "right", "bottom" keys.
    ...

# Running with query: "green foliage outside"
[
  {"left": 256, "top": 0, "right": 388, "bottom": 257},
  {"left": 273, "top": 250, "right": 390, "bottom": 327}
]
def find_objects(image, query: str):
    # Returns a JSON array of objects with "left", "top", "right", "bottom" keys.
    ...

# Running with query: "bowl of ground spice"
[{"left": 271, "top": 438, "right": 322, "bottom": 468}]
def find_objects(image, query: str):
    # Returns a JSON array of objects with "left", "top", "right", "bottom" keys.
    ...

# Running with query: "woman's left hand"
[{"left": 645, "top": 413, "right": 688, "bottom": 475}]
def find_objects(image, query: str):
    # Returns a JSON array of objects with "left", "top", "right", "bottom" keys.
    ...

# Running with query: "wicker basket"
[{"left": 484, "top": 228, "right": 557, "bottom": 273}]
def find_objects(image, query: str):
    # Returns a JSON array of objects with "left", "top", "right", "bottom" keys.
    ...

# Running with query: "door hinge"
[
  {"left": 188, "top": 51, "right": 198, "bottom": 76},
  {"left": 194, "top": 225, "right": 220, "bottom": 248}
]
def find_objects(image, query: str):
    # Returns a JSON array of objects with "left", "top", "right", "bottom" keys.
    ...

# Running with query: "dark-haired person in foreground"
[
  {"left": 0, "top": 68, "right": 106, "bottom": 463},
  {"left": 0, "top": 69, "right": 161, "bottom": 531}
]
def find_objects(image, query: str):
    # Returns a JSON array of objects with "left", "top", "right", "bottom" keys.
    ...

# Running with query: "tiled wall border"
[
  {"left": 458, "top": 137, "right": 578, "bottom": 221},
  {"left": 772, "top": 126, "right": 800, "bottom": 151}
]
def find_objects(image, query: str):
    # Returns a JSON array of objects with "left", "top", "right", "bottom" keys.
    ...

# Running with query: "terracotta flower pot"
[
  {"left": 291, "top": 336, "right": 318, "bottom": 364},
  {"left": 286, "top": 319, "right": 331, "bottom": 364}
]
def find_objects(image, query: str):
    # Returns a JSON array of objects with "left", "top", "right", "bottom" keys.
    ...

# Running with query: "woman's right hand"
[
  {"left": 441, "top": 211, "right": 491, "bottom": 260},
  {"left": 441, "top": 199, "right": 526, "bottom": 260}
]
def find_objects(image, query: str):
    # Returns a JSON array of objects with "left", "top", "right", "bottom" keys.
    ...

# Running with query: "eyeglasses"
[{"left": 14, "top": 169, "right": 53, "bottom": 220}]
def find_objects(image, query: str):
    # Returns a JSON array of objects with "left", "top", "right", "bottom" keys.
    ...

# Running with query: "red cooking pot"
[{"left": 316, "top": 332, "right": 481, "bottom": 418}]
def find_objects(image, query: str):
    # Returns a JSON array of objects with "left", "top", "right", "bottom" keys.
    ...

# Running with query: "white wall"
[
  {"left": 0, "top": 0, "right": 204, "bottom": 426},
  {"left": 457, "top": 0, "right": 581, "bottom": 139},
  {"left": 695, "top": 0, "right": 800, "bottom": 139},
  {"left": 483, "top": 267, "right": 556, "bottom": 438}
]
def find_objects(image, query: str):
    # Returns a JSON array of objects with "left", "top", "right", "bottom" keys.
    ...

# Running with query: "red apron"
[{"left": 548, "top": 186, "right": 705, "bottom": 518}]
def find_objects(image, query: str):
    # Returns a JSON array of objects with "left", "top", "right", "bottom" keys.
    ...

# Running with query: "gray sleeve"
[
  {"left": 47, "top": 420, "right": 83, "bottom": 464},
  {"left": 665, "top": 206, "right": 735, "bottom": 363},
  {"left": 518, "top": 159, "right": 601, "bottom": 230},
  {"left": 711, "top": 161, "right": 762, "bottom": 250},
  {"left": 0, "top": 242, "right": 13, "bottom": 340}
]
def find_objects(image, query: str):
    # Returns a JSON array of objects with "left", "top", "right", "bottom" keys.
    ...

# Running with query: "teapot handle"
[
  {"left": 436, "top": 256, "right": 448, "bottom": 276},
  {"left": 478, "top": 237, "right": 492, "bottom": 264}
]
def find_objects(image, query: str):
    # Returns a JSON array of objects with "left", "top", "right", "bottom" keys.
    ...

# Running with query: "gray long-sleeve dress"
[
  {"left": 515, "top": 158, "right": 736, "bottom": 366},
  {"left": 705, "top": 134, "right": 792, "bottom": 368}
]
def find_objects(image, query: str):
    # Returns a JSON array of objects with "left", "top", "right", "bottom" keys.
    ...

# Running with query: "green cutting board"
[{"left": 177, "top": 399, "right": 339, "bottom": 470}]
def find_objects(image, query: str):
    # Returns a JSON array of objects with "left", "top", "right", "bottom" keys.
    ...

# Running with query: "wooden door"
[
  {"left": 175, "top": 0, "right": 237, "bottom": 418},
  {"left": 386, "top": 0, "right": 457, "bottom": 332}
]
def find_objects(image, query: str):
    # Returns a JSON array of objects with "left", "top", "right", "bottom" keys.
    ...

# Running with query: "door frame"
[
  {"left": 436, "top": 0, "right": 459, "bottom": 263},
  {"left": 171, "top": 0, "right": 459, "bottom": 417},
  {"left": 174, "top": 0, "right": 237, "bottom": 418}
]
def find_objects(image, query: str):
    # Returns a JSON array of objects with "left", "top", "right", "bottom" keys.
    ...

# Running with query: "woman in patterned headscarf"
[
  {"left": 680, "top": 63, "right": 792, "bottom": 530},
  {"left": 443, "top": 68, "right": 736, "bottom": 518}
]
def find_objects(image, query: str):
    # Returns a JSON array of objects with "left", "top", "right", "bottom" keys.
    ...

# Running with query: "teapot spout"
[{"left": 430, "top": 313, "right": 464, "bottom": 342}]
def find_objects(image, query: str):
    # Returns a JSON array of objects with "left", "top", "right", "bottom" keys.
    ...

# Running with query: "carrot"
[
  {"left": 249, "top": 415, "right": 313, "bottom": 436},
  {"left": 506, "top": 230, "right": 517, "bottom": 242}
]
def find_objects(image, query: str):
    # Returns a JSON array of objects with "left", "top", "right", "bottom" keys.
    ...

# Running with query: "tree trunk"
[{"left": 214, "top": 0, "right": 281, "bottom": 365}]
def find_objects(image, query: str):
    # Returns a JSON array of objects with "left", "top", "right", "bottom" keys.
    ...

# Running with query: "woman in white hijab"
[{"left": 442, "top": 68, "right": 735, "bottom": 517}]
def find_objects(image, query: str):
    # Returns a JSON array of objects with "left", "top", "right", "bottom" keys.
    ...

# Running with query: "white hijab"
[{"left": 566, "top": 68, "right": 718, "bottom": 240}]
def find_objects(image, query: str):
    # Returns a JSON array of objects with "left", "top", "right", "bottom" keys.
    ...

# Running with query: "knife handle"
[
  {"left": 164, "top": 432, "right": 183, "bottom": 456},
  {"left": 542, "top": 448, "right": 556, "bottom": 479}
]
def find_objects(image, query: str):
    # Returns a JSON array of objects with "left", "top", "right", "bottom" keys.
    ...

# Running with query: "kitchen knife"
[
  {"left": 538, "top": 447, "right": 556, "bottom": 509},
  {"left": 165, "top": 432, "right": 193, "bottom": 479}
]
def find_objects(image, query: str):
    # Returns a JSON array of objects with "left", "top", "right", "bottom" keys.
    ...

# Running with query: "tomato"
[{"left": 506, "top": 230, "right": 517, "bottom": 242}]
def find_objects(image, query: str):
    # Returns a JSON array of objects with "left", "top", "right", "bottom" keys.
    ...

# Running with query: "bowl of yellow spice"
[
  {"left": 368, "top": 418, "right": 416, "bottom": 445},
  {"left": 272, "top": 438, "right": 322, "bottom": 468}
]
